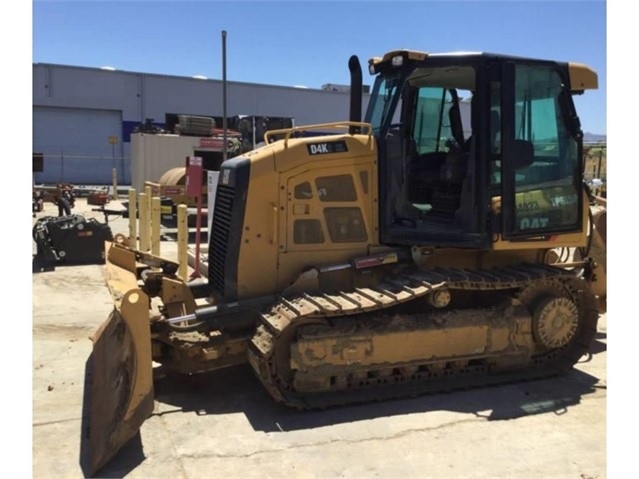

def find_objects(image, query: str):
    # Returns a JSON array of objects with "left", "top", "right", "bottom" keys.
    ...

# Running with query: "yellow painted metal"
[
  {"left": 128, "top": 189, "right": 137, "bottom": 248},
  {"left": 160, "top": 276, "right": 197, "bottom": 318},
  {"left": 491, "top": 230, "right": 586, "bottom": 251},
  {"left": 587, "top": 204, "right": 607, "bottom": 311},
  {"left": 104, "top": 241, "right": 139, "bottom": 301},
  {"left": 368, "top": 50, "right": 430, "bottom": 70},
  {"left": 264, "top": 121, "right": 372, "bottom": 146},
  {"left": 138, "top": 192, "right": 150, "bottom": 252},
  {"left": 381, "top": 49, "right": 429, "bottom": 62},
  {"left": 144, "top": 180, "right": 162, "bottom": 197},
  {"left": 568, "top": 62, "right": 598, "bottom": 91},
  {"left": 89, "top": 288, "right": 153, "bottom": 475},
  {"left": 490, "top": 190, "right": 590, "bottom": 251},
  {"left": 151, "top": 196, "right": 161, "bottom": 256},
  {"left": 177, "top": 204, "right": 188, "bottom": 281},
  {"left": 293, "top": 324, "right": 493, "bottom": 371},
  {"left": 233, "top": 133, "right": 378, "bottom": 298},
  {"left": 289, "top": 302, "right": 536, "bottom": 394},
  {"left": 144, "top": 185, "right": 152, "bottom": 214}
]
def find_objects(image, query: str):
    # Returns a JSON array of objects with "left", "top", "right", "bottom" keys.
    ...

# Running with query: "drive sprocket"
[
  {"left": 533, "top": 296, "right": 579, "bottom": 349},
  {"left": 518, "top": 276, "right": 599, "bottom": 360}
]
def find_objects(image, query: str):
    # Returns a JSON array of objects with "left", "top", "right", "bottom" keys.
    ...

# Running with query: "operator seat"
[
  {"left": 440, "top": 102, "right": 468, "bottom": 184},
  {"left": 421, "top": 102, "right": 470, "bottom": 223},
  {"left": 490, "top": 109, "right": 501, "bottom": 151},
  {"left": 489, "top": 109, "right": 501, "bottom": 184},
  {"left": 449, "top": 102, "right": 466, "bottom": 150}
]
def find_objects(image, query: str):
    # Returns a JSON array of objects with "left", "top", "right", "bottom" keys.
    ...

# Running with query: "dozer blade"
[{"left": 89, "top": 288, "right": 154, "bottom": 476}]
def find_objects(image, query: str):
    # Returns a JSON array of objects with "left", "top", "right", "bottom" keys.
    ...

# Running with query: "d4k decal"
[{"left": 306, "top": 140, "right": 348, "bottom": 155}]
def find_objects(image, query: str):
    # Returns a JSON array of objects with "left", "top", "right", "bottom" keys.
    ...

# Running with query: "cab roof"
[{"left": 368, "top": 49, "right": 597, "bottom": 91}]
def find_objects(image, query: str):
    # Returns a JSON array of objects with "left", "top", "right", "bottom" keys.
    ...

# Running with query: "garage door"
[{"left": 33, "top": 107, "right": 125, "bottom": 184}]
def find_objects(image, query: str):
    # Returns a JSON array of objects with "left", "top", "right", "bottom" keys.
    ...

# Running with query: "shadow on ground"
[
  {"left": 152, "top": 362, "right": 603, "bottom": 430},
  {"left": 81, "top": 336, "right": 606, "bottom": 477},
  {"left": 588, "top": 331, "right": 607, "bottom": 355}
]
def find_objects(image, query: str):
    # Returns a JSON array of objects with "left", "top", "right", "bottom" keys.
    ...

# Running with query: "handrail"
[{"left": 264, "top": 121, "right": 373, "bottom": 148}]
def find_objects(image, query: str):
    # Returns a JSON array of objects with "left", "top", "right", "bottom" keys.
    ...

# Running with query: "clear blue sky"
[{"left": 32, "top": 0, "right": 607, "bottom": 135}]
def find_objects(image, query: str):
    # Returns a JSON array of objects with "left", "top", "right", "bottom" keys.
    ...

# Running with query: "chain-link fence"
[{"left": 583, "top": 143, "right": 606, "bottom": 197}]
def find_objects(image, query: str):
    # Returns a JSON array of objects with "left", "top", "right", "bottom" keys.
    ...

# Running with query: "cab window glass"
[{"left": 512, "top": 64, "right": 579, "bottom": 233}]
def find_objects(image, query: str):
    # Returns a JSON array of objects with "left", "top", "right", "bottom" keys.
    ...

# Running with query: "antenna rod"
[{"left": 222, "top": 30, "right": 228, "bottom": 162}]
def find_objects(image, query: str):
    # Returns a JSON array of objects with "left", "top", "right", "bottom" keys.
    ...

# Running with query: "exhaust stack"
[{"left": 348, "top": 55, "right": 362, "bottom": 134}]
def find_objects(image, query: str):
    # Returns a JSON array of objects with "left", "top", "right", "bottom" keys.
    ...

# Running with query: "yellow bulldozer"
[{"left": 89, "top": 49, "right": 606, "bottom": 474}]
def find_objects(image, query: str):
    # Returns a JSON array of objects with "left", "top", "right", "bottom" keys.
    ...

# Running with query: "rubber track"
[{"left": 248, "top": 263, "right": 599, "bottom": 409}]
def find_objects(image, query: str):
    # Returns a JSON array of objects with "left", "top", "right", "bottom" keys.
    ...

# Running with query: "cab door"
[{"left": 500, "top": 61, "right": 584, "bottom": 239}]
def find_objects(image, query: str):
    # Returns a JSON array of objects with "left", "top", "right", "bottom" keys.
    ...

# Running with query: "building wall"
[
  {"left": 33, "top": 106, "right": 124, "bottom": 185},
  {"left": 33, "top": 63, "right": 370, "bottom": 184}
]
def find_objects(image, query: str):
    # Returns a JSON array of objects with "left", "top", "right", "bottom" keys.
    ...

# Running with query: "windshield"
[
  {"left": 364, "top": 72, "right": 406, "bottom": 136},
  {"left": 365, "top": 63, "right": 475, "bottom": 138}
]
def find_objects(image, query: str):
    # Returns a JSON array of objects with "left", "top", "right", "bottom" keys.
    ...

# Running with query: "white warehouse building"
[{"left": 32, "top": 63, "right": 371, "bottom": 185}]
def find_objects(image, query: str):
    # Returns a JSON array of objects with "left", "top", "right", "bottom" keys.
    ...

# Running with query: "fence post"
[
  {"left": 597, "top": 149, "right": 602, "bottom": 179},
  {"left": 177, "top": 204, "right": 188, "bottom": 280},
  {"left": 597, "top": 149, "right": 603, "bottom": 196},
  {"left": 112, "top": 168, "right": 119, "bottom": 200},
  {"left": 128, "top": 189, "right": 137, "bottom": 248},
  {"left": 60, "top": 147, "right": 64, "bottom": 181}
]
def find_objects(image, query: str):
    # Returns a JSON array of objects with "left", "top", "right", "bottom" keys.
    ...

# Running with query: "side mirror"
[{"left": 511, "top": 139, "right": 534, "bottom": 170}]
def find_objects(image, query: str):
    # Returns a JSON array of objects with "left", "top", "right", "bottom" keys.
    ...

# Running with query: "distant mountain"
[{"left": 583, "top": 132, "right": 606, "bottom": 143}]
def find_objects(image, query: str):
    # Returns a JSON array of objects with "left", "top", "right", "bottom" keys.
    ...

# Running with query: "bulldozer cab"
[{"left": 367, "top": 51, "right": 596, "bottom": 249}]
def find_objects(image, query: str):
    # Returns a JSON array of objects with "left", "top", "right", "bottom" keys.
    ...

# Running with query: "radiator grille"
[{"left": 209, "top": 184, "right": 235, "bottom": 296}]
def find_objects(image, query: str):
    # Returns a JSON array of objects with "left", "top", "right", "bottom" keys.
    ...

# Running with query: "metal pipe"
[
  {"left": 165, "top": 312, "right": 198, "bottom": 324},
  {"left": 348, "top": 55, "right": 362, "bottom": 134},
  {"left": 112, "top": 168, "right": 118, "bottom": 200},
  {"left": 163, "top": 295, "right": 276, "bottom": 332}
]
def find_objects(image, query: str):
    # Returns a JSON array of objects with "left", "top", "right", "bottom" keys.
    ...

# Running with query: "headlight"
[{"left": 391, "top": 55, "right": 404, "bottom": 67}]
